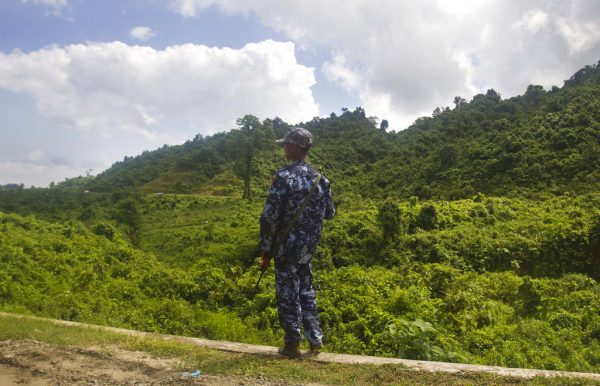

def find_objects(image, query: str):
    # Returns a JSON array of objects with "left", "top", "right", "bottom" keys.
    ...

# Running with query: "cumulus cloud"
[
  {"left": 322, "top": 54, "right": 360, "bottom": 93},
  {"left": 169, "top": 0, "right": 600, "bottom": 129},
  {"left": 0, "top": 40, "right": 318, "bottom": 142},
  {"left": 129, "top": 26, "right": 157, "bottom": 41}
]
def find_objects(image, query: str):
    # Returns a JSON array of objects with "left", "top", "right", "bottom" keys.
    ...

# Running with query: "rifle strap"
[{"left": 269, "top": 173, "right": 322, "bottom": 258}]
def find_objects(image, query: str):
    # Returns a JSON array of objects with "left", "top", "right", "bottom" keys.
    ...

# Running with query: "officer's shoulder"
[{"left": 274, "top": 164, "right": 293, "bottom": 178}]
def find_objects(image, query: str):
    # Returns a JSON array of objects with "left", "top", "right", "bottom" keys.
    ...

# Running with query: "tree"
[
  {"left": 114, "top": 198, "right": 142, "bottom": 246},
  {"left": 269, "top": 116, "right": 289, "bottom": 139},
  {"left": 380, "top": 119, "right": 389, "bottom": 133},
  {"left": 354, "top": 106, "right": 366, "bottom": 118},
  {"left": 415, "top": 204, "right": 439, "bottom": 230},
  {"left": 232, "top": 115, "right": 274, "bottom": 200},
  {"left": 564, "top": 61, "right": 600, "bottom": 87},
  {"left": 524, "top": 85, "right": 546, "bottom": 106},
  {"left": 438, "top": 145, "right": 458, "bottom": 169},
  {"left": 485, "top": 89, "right": 501, "bottom": 102},
  {"left": 589, "top": 216, "right": 600, "bottom": 271},
  {"left": 453, "top": 96, "right": 466, "bottom": 109},
  {"left": 378, "top": 200, "right": 403, "bottom": 244}
]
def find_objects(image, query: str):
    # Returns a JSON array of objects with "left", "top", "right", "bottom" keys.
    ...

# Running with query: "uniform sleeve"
[
  {"left": 260, "top": 174, "right": 287, "bottom": 254},
  {"left": 322, "top": 176, "right": 336, "bottom": 220}
]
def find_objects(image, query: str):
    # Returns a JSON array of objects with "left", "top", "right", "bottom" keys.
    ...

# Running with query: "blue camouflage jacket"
[{"left": 260, "top": 160, "right": 335, "bottom": 264}]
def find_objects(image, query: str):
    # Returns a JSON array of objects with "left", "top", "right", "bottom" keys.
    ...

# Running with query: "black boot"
[
  {"left": 309, "top": 341, "right": 322, "bottom": 355},
  {"left": 278, "top": 342, "right": 301, "bottom": 358}
]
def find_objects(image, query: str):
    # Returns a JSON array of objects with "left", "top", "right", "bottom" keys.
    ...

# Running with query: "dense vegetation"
[
  {"left": 1, "top": 193, "right": 599, "bottom": 371},
  {"left": 1, "top": 61, "right": 599, "bottom": 373}
]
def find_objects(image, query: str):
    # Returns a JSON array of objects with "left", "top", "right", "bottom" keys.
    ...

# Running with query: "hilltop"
[{"left": 75, "top": 60, "right": 600, "bottom": 200}]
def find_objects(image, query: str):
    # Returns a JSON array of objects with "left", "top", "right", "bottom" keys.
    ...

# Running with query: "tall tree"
[
  {"left": 453, "top": 96, "right": 466, "bottom": 109},
  {"left": 233, "top": 115, "right": 274, "bottom": 200},
  {"left": 380, "top": 119, "right": 389, "bottom": 132},
  {"left": 114, "top": 198, "right": 142, "bottom": 246},
  {"left": 378, "top": 200, "right": 403, "bottom": 244}
]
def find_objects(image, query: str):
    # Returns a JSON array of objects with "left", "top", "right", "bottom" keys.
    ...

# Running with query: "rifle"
[
  {"left": 253, "top": 264, "right": 268, "bottom": 293},
  {"left": 252, "top": 225, "right": 284, "bottom": 295}
]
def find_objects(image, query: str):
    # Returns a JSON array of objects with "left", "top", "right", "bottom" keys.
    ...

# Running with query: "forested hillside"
[
  {"left": 1, "top": 194, "right": 599, "bottom": 371},
  {"left": 0, "top": 62, "right": 599, "bottom": 374},
  {"left": 79, "top": 61, "right": 600, "bottom": 199}
]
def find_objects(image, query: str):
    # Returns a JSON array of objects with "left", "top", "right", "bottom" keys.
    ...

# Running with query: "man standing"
[{"left": 259, "top": 127, "right": 335, "bottom": 358}]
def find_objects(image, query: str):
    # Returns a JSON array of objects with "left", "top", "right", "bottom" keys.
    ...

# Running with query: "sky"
[{"left": 0, "top": 0, "right": 599, "bottom": 187}]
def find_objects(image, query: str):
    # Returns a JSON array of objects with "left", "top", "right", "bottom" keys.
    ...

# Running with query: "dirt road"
[{"left": 0, "top": 340, "right": 294, "bottom": 386}]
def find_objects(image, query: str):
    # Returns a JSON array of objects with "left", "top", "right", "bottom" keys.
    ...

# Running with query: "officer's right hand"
[{"left": 260, "top": 250, "right": 271, "bottom": 270}]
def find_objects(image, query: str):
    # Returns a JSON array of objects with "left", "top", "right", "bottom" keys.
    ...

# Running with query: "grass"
[{"left": 1, "top": 313, "right": 597, "bottom": 385}]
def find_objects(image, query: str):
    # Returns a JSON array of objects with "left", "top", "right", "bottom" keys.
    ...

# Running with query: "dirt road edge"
[{"left": 1, "top": 312, "right": 598, "bottom": 381}]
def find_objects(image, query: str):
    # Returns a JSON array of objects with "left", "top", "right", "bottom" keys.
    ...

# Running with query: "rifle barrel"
[{"left": 253, "top": 267, "right": 267, "bottom": 292}]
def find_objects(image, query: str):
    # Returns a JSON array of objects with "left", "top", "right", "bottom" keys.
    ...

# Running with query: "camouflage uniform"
[{"left": 260, "top": 159, "right": 335, "bottom": 347}]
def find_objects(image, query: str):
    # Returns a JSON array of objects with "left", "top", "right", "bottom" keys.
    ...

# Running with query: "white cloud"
[
  {"left": 169, "top": 0, "right": 600, "bottom": 129},
  {"left": 0, "top": 40, "right": 318, "bottom": 186},
  {"left": 0, "top": 160, "right": 81, "bottom": 187},
  {"left": 129, "top": 26, "right": 157, "bottom": 41},
  {"left": 21, "top": 0, "right": 69, "bottom": 16},
  {"left": 169, "top": 0, "right": 246, "bottom": 17},
  {"left": 169, "top": 0, "right": 204, "bottom": 17},
  {"left": 26, "top": 149, "right": 44, "bottom": 162},
  {"left": 0, "top": 40, "right": 318, "bottom": 141},
  {"left": 322, "top": 53, "right": 360, "bottom": 93},
  {"left": 21, "top": 0, "right": 68, "bottom": 7},
  {"left": 556, "top": 19, "right": 600, "bottom": 54},
  {"left": 436, "top": 0, "right": 495, "bottom": 19},
  {"left": 514, "top": 10, "right": 550, "bottom": 33}
]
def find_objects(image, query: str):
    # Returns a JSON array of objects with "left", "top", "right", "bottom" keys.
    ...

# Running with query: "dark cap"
[{"left": 275, "top": 127, "right": 313, "bottom": 148}]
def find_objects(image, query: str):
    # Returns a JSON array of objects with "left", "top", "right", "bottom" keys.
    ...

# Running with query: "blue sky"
[{"left": 1, "top": 0, "right": 599, "bottom": 186}]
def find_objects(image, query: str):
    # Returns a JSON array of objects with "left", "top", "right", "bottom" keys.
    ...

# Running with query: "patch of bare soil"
[{"left": 0, "top": 340, "right": 295, "bottom": 385}]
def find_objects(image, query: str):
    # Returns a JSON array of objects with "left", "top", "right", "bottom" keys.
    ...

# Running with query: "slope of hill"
[
  {"left": 1, "top": 61, "right": 599, "bottom": 376},
  {"left": 1, "top": 193, "right": 599, "bottom": 372},
  {"left": 81, "top": 61, "right": 600, "bottom": 199}
]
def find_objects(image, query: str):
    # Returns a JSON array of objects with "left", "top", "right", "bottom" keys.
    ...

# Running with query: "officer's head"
[{"left": 276, "top": 127, "right": 312, "bottom": 161}]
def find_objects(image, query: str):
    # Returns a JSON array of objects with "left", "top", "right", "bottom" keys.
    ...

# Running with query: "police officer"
[{"left": 259, "top": 127, "right": 335, "bottom": 358}]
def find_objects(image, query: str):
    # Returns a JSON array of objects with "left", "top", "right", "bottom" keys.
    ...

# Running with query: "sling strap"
[{"left": 268, "top": 173, "right": 322, "bottom": 258}]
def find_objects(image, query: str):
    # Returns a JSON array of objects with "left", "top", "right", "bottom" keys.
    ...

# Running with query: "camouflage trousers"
[{"left": 274, "top": 260, "right": 323, "bottom": 346}]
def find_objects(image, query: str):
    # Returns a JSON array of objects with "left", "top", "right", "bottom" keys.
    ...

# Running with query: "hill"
[
  {"left": 1, "top": 193, "right": 599, "bottom": 372},
  {"left": 81, "top": 61, "right": 600, "bottom": 199},
  {"left": 0, "top": 61, "right": 599, "bottom": 376}
]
